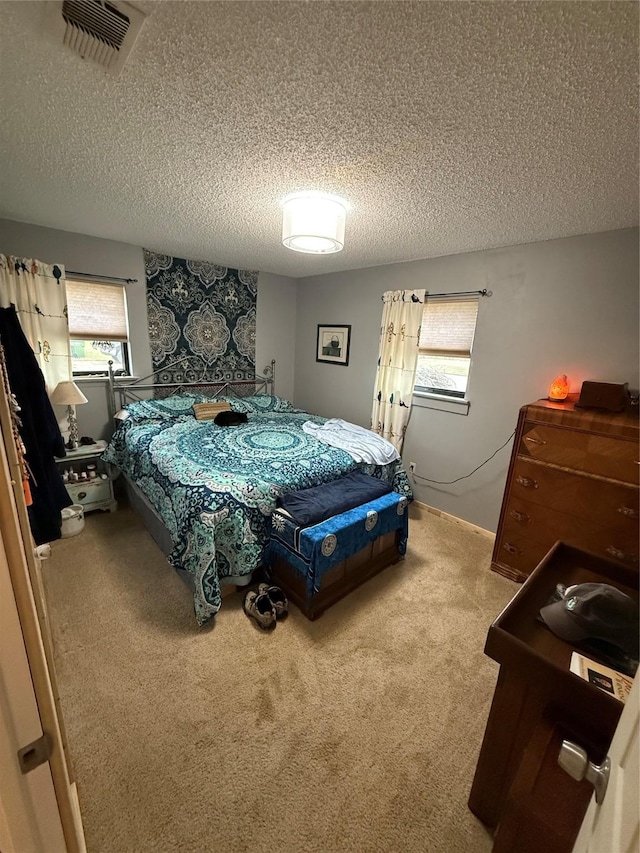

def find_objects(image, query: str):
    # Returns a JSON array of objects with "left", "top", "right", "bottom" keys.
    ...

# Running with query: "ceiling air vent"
[{"left": 58, "top": 0, "right": 146, "bottom": 76}]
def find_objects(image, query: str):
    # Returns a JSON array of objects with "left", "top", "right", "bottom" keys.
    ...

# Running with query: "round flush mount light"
[{"left": 281, "top": 191, "right": 349, "bottom": 254}]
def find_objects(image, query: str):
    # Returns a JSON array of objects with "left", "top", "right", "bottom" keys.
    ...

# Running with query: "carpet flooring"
[{"left": 42, "top": 502, "right": 516, "bottom": 853}]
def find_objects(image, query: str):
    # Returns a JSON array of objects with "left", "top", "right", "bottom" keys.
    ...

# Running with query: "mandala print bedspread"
[{"left": 103, "top": 408, "right": 412, "bottom": 624}]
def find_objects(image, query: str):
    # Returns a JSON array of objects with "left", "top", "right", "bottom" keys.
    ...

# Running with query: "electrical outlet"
[{"left": 409, "top": 462, "right": 416, "bottom": 475}]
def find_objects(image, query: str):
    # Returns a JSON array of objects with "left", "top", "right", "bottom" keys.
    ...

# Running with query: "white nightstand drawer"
[{"left": 66, "top": 479, "right": 112, "bottom": 508}]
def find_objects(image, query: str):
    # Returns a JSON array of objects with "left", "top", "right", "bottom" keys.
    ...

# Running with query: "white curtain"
[
  {"left": 370, "top": 288, "right": 426, "bottom": 452},
  {"left": 0, "top": 255, "right": 72, "bottom": 392}
]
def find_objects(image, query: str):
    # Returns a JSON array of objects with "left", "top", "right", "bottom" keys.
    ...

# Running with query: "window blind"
[
  {"left": 418, "top": 297, "right": 478, "bottom": 357},
  {"left": 66, "top": 280, "right": 129, "bottom": 342}
]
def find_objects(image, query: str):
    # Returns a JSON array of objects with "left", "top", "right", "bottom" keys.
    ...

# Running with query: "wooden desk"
[{"left": 469, "top": 542, "right": 637, "bottom": 852}]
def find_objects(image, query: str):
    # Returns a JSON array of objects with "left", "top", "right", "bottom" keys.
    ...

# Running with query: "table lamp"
[
  {"left": 548, "top": 374, "right": 570, "bottom": 402},
  {"left": 50, "top": 380, "right": 88, "bottom": 449}
]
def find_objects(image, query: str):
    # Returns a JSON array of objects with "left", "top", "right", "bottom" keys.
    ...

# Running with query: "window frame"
[
  {"left": 70, "top": 339, "right": 131, "bottom": 378},
  {"left": 414, "top": 295, "right": 479, "bottom": 401},
  {"left": 66, "top": 279, "right": 132, "bottom": 378}
]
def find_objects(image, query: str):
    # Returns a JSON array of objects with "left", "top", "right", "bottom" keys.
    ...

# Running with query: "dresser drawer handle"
[
  {"left": 509, "top": 509, "right": 530, "bottom": 524},
  {"left": 524, "top": 436, "right": 547, "bottom": 446},
  {"left": 502, "top": 542, "right": 521, "bottom": 555},
  {"left": 515, "top": 476, "right": 538, "bottom": 489},
  {"left": 617, "top": 506, "right": 638, "bottom": 518},
  {"left": 77, "top": 491, "right": 87, "bottom": 500}
]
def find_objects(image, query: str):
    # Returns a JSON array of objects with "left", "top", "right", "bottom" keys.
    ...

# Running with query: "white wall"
[
  {"left": 0, "top": 219, "right": 297, "bottom": 439},
  {"left": 294, "top": 228, "right": 639, "bottom": 532}
]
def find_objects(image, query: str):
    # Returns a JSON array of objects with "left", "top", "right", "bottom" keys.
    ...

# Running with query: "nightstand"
[{"left": 55, "top": 441, "right": 117, "bottom": 513}]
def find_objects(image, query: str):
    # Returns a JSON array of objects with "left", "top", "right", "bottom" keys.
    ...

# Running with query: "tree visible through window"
[
  {"left": 415, "top": 297, "right": 479, "bottom": 398},
  {"left": 66, "top": 280, "right": 130, "bottom": 375}
]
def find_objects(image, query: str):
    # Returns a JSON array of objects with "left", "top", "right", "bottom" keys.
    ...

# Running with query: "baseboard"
[{"left": 410, "top": 500, "right": 495, "bottom": 542}]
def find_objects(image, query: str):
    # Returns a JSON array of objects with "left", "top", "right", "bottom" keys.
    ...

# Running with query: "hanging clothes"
[
  {"left": 0, "top": 340, "right": 32, "bottom": 506},
  {"left": 0, "top": 306, "right": 71, "bottom": 544}
]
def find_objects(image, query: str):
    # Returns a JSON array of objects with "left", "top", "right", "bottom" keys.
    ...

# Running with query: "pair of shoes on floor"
[{"left": 243, "top": 584, "right": 288, "bottom": 631}]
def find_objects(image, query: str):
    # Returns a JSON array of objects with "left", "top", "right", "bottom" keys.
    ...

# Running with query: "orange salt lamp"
[{"left": 548, "top": 374, "right": 570, "bottom": 401}]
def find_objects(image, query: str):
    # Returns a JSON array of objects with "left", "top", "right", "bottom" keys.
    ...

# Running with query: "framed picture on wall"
[{"left": 316, "top": 324, "right": 351, "bottom": 366}]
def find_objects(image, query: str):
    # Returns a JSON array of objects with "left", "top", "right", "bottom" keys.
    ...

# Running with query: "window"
[
  {"left": 415, "top": 297, "right": 478, "bottom": 398},
  {"left": 66, "top": 280, "right": 130, "bottom": 375}
]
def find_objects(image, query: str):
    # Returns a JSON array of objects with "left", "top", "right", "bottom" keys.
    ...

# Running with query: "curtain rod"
[
  {"left": 380, "top": 288, "right": 491, "bottom": 302},
  {"left": 67, "top": 271, "right": 138, "bottom": 284},
  {"left": 427, "top": 289, "right": 490, "bottom": 298}
]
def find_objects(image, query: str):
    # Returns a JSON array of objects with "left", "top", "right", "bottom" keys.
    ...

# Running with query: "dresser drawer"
[
  {"left": 492, "top": 530, "right": 552, "bottom": 581},
  {"left": 520, "top": 422, "right": 639, "bottom": 484},
  {"left": 506, "top": 491, "right": 638, "bottom": 549},
  {"left": 503, "top": 496, "right": 638, "bottom": 568},
  {"left": 510, "top": 458, "right": 639, "bottom": 526}
]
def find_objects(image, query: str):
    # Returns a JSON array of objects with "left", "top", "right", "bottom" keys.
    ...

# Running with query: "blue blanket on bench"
[{"left": 276, "top": 470, "right": 392, "bottom": 527}]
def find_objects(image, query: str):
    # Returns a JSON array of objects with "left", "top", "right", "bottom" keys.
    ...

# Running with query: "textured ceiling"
[{"left": 0, "top": 1, "right": 637, "bottom": 278}]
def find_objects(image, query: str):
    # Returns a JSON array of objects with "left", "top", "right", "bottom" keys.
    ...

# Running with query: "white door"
[
  {"left": 0, "top": 377, "right": 86, "bottom": 852},
  {"left": 573, "top": 675, "right": 639, "bottom": 853},
  {"left": 0, "top": 527, "right": 68, "bottom": 853}
]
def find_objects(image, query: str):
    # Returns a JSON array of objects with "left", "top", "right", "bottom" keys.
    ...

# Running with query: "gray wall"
[
  {"left": 0, "top": 219, "right": 297, "bottom": 439},
  {"left": 2, "top": 217, "right": 636, "bottom": 532},
  {"left": 256, "top": 272, "right": 297, "bottom": 403},
  {"left": 294, "top": 228, "right": 639, "bottom": 532},
  {"left": 0, "top": 218, "right": 149, "bottom": 441}
]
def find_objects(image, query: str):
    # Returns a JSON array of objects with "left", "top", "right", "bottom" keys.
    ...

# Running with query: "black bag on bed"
[{"left": 214, "top": 410, "right": 248, "bottom": 426}]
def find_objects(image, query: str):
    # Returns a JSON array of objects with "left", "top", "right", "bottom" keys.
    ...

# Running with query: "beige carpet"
[{"left": 42, "top": 502, "right": 516, "bottom": 853}]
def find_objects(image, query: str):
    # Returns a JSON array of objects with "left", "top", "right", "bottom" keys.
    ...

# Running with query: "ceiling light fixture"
[{"left": 281, "top": 191, "right": 349, "bottom": 254}]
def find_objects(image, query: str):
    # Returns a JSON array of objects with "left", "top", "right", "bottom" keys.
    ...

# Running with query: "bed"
[{"left": 104, "top": 361, "right": 412, "bottom": 624}]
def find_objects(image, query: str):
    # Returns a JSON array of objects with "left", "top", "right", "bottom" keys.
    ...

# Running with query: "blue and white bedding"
[{"left": 102, "top": 394, "right": 412, "bottom": 625}]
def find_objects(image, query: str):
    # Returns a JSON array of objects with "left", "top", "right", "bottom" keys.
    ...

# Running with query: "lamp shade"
[
  {"left": 282, "top": 192, "right": 348, "bottom": 254},
  {"left": 50, "top": 380, "right": 88, "bottom": 406}
]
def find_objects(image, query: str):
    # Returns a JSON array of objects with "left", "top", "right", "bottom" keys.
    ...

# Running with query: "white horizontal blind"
[
  {"left": 66, "top": 280, "right": 129, "bottom": 342},
  {"left": 418, "top": 297, "right": 478, "bottom": 357}
]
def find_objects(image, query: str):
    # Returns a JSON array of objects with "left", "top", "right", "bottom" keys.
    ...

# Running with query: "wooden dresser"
[
  {"left": 492, "top": 396, "right": 639, "bottom": 582},
  {"left": 470, "top": 542, "right": 636, "bottom": 852}
]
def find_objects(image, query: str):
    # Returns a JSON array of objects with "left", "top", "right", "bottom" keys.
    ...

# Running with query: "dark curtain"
[{"left": 0, "top": 306, "right": 71, "bottom": 544}]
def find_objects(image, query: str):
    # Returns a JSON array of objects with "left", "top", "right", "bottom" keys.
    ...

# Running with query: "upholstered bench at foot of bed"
[{"left": 265, "top": 492, "right": 409, "bottom": 620}]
